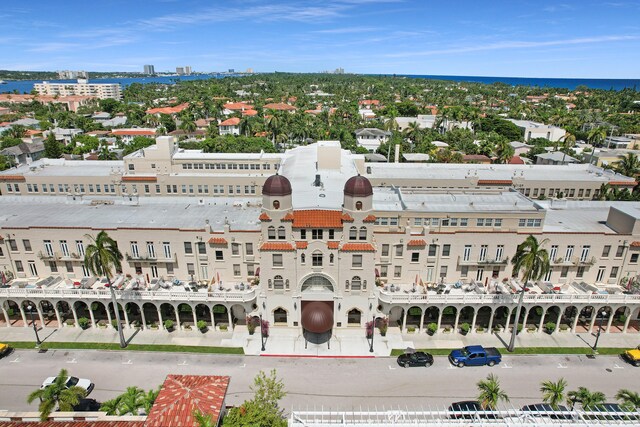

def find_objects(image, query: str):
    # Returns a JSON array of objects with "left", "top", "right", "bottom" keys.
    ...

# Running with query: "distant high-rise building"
[
  {"left": 334, "top": 67, "right": 345, "bottom": 74},
  {"left": 144, "top": 65, "right": 155, "bottom": 75},
  {"left": 57, "top": 70, "right": 88, "bottom": 79},
  {"left": 176, "top": 67, "right": 185, "bottom": 75},
  {"left": 184, "top": 66, "right": 192, "bottom": 75},
  {"left": 246, "top": 68, "right": 254, "bottom": 74},
  {"left": 34, "top": 80, "right": 122, "bottom": 100},
  {"left": 228, "top": 69, "right": 235, "bottom": 73}
]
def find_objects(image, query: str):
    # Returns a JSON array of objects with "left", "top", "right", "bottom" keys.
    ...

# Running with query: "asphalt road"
[{"left": 0, "top": 350, "right": 638, "bottom": 413}]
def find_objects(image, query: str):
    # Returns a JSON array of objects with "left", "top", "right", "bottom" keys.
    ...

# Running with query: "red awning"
[{"left": 301, "top": 302, "right": 333, "bottom": 333}]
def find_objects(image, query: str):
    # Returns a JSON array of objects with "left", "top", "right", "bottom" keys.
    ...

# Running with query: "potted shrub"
[
  {"left": 246, "top": 316, "right": 256, "bottom": 335},
  {"left": 527, "top": 325, "right": 537, "bottom": 333},
  {"left": 559, "top": 323, "right": 569, "bottom": 332},
  {"left": 6, "top": 308, "right": 14, "bottom": 317},
  {"left": 111, "top": 319, "right": 119, "bottom": 329},
  {"left": 98, "top": 320, "right": 107, "bottom": 329},
  {"left": 150, "top": 322, "right": 159, "bottom": 330},
  {"left": 407, "top": 326, "right": 416, "bottom": 334},
  {"left": 545, "top": 321, "right": 556, "bottom": 334},
  {"left": 460, "top": 322, "right": 470, "bottom": 335},
  {"left": 378, "top": 317, "right": 389, "bottom": 337},
  {"left": 443, "top": 326, "right": 452, "bottom": 334},
  {"left": 164, "top": 319, "right": 175, "bottom": 331},
  {"left": 493, "top": 325, "right": 502, "bottom": 334},
  {"left": 183, "top": 323, "right": 192, "bottom": 331},
  {"left": 197, "top": 320, "right": 207, "bottom": 333},
  {"left": 66, "top": 319, "right": 75, "bottom": 327},
  {"left": 133, "top": 320, "right": 141, "bottom": 329},
  {"left": 260, "top": 319, "right": 269, "bottom": 337},
  {"left": 366, "top": 321, "right": 374, "bottom": 338},
  {"left": 78, "top": 317, "right": 90, "bottom": 329},
  {"left": 427, "top": 322, "right": 437, "bottom": 336},
  {"left": 219, "top": 324, "right": 228, "bottom": 332},
  {"left": 476, "top": 326, "right": 485, "bottom": 334}
]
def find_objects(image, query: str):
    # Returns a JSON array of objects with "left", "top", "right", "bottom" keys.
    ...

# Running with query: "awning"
[
  {"left": 301, "top": 302, "right": 333, "bottom": 333},
  {"left": 255, "top": 267, "right": 260, "bottom": 277},
  {"left": 375, "top": 268, "right": 380, "bottom": 278}
]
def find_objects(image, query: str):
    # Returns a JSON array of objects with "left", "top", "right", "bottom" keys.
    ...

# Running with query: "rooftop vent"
[{"left": 314, "top": 174, "right": 321, "bottom": 187}]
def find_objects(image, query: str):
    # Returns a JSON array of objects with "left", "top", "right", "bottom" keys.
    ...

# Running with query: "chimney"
[
  {"left": 314, "top": 174, "right": 321, "bottom": 187},
  {"left": 394, "top": 143, "right": 400, "bottom": 163}
]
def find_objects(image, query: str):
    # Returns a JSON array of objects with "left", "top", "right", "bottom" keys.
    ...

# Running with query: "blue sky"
[{"left": 1, "top": 0, "right": 639, "bottom": 78}]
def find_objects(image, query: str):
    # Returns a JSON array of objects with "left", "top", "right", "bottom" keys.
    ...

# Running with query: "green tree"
[
  {"left": 508, "top": 235, "right": 550, "bottom": 351},
  {"left": 223, "top": 369, "right": 287, "bottom": 427},
  {"left": 44, "top": 133, "right": 63, "bottom": 159},
  {"left": 615, "top": 389, "right": 640, "bottom": 411},
  {"left": 615, "top": 153, "right": 640, "bottom": 177},
  {"left": 0, "top": 154, "right": 15, "bottom": 171},
  {"left": 568, "top": 387, "right": 606, "bottom": 410},
  {"left": 116, "top": 386, "right": 145, "bottom": 415},
  {"left": 27, "top": 368, "right": 86, "bottom": 421},
  {"left": 84, "top": 231, "right": 126, "bottom": 348},
  {"left": 100, "top": 397, "right": 121, "bottom": 415},
  {"left": 123, "top": 136, "right": 155, "bottom": 155},
  {"left": 540, "top": 378, "right": 568, "bottom": 410},
  {"left": 193, "top": 409, "right": 216, "bottom": 427},
  {"left": 560, "top": 132, "right": 576, "bottom": 165},
  {"left": 476, "top": 373, "right": 509, "bottom": 410},
  {"left": 6, "top": 124, "right": 27, "bottom": 139},
  {"left": 494, "top": 139, "right": 515, "bottom": 164}
]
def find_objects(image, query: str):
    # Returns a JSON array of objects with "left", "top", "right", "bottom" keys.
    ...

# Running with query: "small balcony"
[
  {"left": 457, "top": 256, "right": 509, "bottom": 266},
  {"left": 126, "top": 252, "right": 177, "bottom": 263}
]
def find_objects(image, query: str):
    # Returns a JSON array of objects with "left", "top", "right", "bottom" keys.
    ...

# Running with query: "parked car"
[
  {"left": 0, "top": 343, "right": 11, "bottom": 358},
  {"left": 73, "top": 398, "right": 101, "bottom": 412},
  {"left": 622, "top": 348, "right": 640, "bottom": 367},
  {"left": 41, "top": 376, "right": 94, "bottom": 395},
  {"left": 397, "top": 351, "right": 434, "bottom": 368},
  {"left": 448, "top": 401, "right": 499, "bottom": 419},
  {"left": 521, "top": 403, "right": 572, "bottom": 420},
  {"left": 448, "top": 345, "right": 502, "bottom": 367}
]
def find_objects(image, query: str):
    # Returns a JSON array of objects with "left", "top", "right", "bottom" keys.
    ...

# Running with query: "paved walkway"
[{"left": 0, "top": 325, "right": 637, "bottom": 356}]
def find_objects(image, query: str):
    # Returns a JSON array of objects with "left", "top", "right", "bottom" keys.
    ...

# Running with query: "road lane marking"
[
  {"left": 240, "top": 363, "right": 246, "bottom": 368},
  {"left": 501, "top": 363, "right": 512, "bottom": 369},
  {"left": 557, "top": 363, "right": 567, "bottom": 369},
  {"left": 67, "top": 358, "right": 77, "bottom": 364},
  {"left": 122, "top": 359, "right": 133, "bottom": 365},
  {"left": 613, "top": 363, "right": 624, "bottom": 369},
  {"left": 388, "top": 365, "right": 396, "bottom": 370},
  {"left": 178, "top": 360, "right": 188, "bottom": 366},
  {"left": 9, "top": 357, "right": 20, "bottom": 363}
]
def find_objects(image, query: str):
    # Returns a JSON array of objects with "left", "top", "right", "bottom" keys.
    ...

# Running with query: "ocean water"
[{"left": 402, "top": 74, "right": 640, "bottom": 91}]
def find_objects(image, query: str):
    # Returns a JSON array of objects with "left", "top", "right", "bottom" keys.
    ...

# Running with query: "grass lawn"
[
  {"left": 390, "top": 347, "right": 626, "bottom": 356},
  {"left": 5, "top": 341, "right": 244, "bottom": 354}
]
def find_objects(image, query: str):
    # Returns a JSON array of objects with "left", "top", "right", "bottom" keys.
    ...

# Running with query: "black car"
[
  {"left": 73, "top": 398, "right": 101, "bottom": 412},
  {"left": 396, "top": 351, "right": 433, "bottom": 368},
  {"left": 521, "top": 403, "right": 572, "bottom": 420},
  {"left": 448, "top": 401, "right": 499, "bottom": 419}
]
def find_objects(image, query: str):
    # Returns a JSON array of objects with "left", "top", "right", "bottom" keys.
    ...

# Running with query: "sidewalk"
[{"left": 0, "top": 325, "right": 637, "bottom": 356}]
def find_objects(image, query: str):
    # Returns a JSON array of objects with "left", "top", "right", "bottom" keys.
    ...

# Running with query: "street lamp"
[
  {"left": 369, "top": 315, "right": 375, "bottom": 353},
  {"left": 26, "top": 304, "right": 41, "bottom": 347},
  {"left": 259, "top": 313, "right": 265, "bottom": 352},
  {"left": 593, "top": 309, "right": 607, "bottom": 353}
]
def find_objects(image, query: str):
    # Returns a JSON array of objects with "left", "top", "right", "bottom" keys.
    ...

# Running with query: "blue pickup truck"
[{"left": 448, "top": 345, "right": 502, "bottom": 367}]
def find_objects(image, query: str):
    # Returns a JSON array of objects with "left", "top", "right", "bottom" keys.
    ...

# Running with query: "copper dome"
[
  {"left": 301, "top": 301, "right": 334, "bottom": 333},
  {"left": 344, "top": 175, "right": 373, "bottom": 197},
  {"left": 262, "top": 174, "right": 292, "bottom": 196}
]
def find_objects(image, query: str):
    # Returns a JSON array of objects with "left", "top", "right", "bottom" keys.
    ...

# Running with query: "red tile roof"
[
  {"left": 263, "top": 102, "right": 296, "bottom": 111},
  {"left": 208, "top": 237, "right": 228, "bottom": 245},
  {"left": 242, "top": 109, "right": 258, "bottom": 116},
  {"left": 327, "top": 241, "right": 340, "bottom": 249},
  {"left": 407, "top": 239, "right": 427, "bottom": 247},
  {"left": 292, "top": 210, "right": 343, "bottom": 228},
  {"left": 340, "top": 243, "right": 376, "bottom": 252},
  {"left": 282, "top": 212, "right": 295, "bottom": 221},
  {"left": 111, "top": 129, "right": 156, "bottom": 136},
  {"left": 359, "top": 100, "right": 380, "bottom": 106},
  {"left": 145, "top": 374, "right": 229, "bottom": 427},
  {"left": 0, "top": 423, "right": 144, "bottom": 427},
  {"left": 260, "top": 242, "right": 295, "bottom": 251},
  {"left": 259, "top": 212, "right": 272, "bottom": 221},
  {"left": 609, "top": 181, "right": 637, "bottom": 186},
  {"left": 477, "top": 179, "right": 513, "bottom": 185},
  {"left": 508, "top": 156, "right": 525, "bottom": 164},
  {"left": 0, "top": 175, "right": 26, "bottom": 182},
  {"left": 224, "top": 102, "right": 253, "bottom": 110},
  {"left": 363, "top": 214, "right": 377, "bottom": 223},
  {"left": 146, "top": 102, "right": 189, "bottom": 115},
  {"left": 295, "top": 241, "right": 308, "bottom": 249},
  {"left": 122, "top": 176, "right": 157, "bottom": 182},
  {"left": 341, "top": 213, "right": 354, "bottom": 222},
  {"left": 219, "top": 117, "right": 240, "bottom": 126},
  {"left": 630, "top": 241, "right": 640, "bottom": 247}
]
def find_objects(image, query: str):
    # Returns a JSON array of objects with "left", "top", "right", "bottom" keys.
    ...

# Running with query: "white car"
[{"left": 41, "top": 376, "right": 94, "bottom": 395}]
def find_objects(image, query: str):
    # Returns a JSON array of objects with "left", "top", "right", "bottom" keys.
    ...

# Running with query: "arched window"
[
  {"left": 267, "top": 226, "right": 276, "bottom": 240},
  {"left": 348, "top": 308, "right": 361, "bottom": 324},
  {"left": 274, "top": 307, "right": 287, "bottom": 323},
  {"left": 359, "top": 226, "right": 367, "bottom": 241},
  {"left": 351, "top": 276, "right": 362, "bottom": 291},
  {"left": 312, "top": 252, "right": 323, "bottom": 267},
  {"left": 273, "top": 275, "right": 284, "bottom": 289},
  {"left": 277, "top": 226, "right": 286, "bottom": 240},
  {"left": 273, "top": 200, "right": 280, "bottom": 209},
  {"left": 355, "top": 201, "right": 363, "bottom": 211},
  {"left": 329, "top": 253, "right": 334, "bottom": 264},
  {"left": 349, "top": 226, "right": 357, "bottom": 240},
  {"left": 300, "top": 253, "right": 306, "bottom": 264}
]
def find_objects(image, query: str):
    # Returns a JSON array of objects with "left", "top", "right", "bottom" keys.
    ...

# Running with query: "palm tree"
[
  {"left": 560, "top": 133, "right": 576, "bottom": 165},
  {"left": 142, "top": 387, "right": 160, "bottom": 414},
  {"left": 477, "top": 373, "right": 509, "bottom": 410},
  {"left": 403, "top": 121, "right": 421, "bottom": 145},
  {"left": 540, "top": 378, "right": 567, "bottom": 410},
  {"left": 27, "top": 368, "right": 86, "bottom": 421},
  {"left": 508, "top": 235, "right": 550, "bottom": 351},
  {"left": 116, "top": 386, "right": 145, "bottom": 415},
  {"left": 179, "top": 119, "right": 196, "bottom": 133},
  {"left": 587, "top": 126, "right": 607, "bottom": 164},
  {"left": 568, "top": 387, "right": 606, "bottom": 410},
  {"left": 84, "top": 231, "right": 126, "bottom": 348},
  {"left": 615, "top": 153, "right": 640, "bottom": 178},
  {"left": 193, "top": 409, "right": 216, "bottom": 427},
  {"left": 616, "top": 389, "right": 640, "bottom": 411},
  {"left": 494, "top": 139, "right": 515, "bottom": 164}
]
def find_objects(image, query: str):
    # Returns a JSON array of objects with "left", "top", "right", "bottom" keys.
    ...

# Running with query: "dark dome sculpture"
[
  {"left": 344, "top": 175, "right": 373, "bottom": 197},
  {"left": 262, "top": 174, "right": 292, "bottom": 196},
  {"left": 301, "top": 301, "right": 333, "bottom": 333}
]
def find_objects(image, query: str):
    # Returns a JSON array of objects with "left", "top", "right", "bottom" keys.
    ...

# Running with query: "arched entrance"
[
  {"left": 347, "top": 308, "right": 362, "bottom": 325},
  {"left": 273, "top": 307, "right": 288, "bottom": 324},
  {"left": 300, "top": 275, "right": 335, "bottom": 293}
]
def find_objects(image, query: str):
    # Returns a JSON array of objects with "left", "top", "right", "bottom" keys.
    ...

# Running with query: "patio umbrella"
[{"left": 405, "top": 347, "right": 416, "bottom": 354}]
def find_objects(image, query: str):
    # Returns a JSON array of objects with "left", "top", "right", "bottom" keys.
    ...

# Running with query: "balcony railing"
[
  {"left": 376, "top": 288, "right": 640, "bottom": 305},
  {"left": 552, "top": 256, "right": 597, "bottom": 266},
  {"left": 38, "top": 251, "right": 82, "bottom": 261},
  {"left": 457, "top": 256, "right": 509, "bottom": 266},
  {"left": 0, "top": 287, "right": 257, "bottom": 304},
  {"left": 125, "top": 252, "right": 177, "bottom": 262}
]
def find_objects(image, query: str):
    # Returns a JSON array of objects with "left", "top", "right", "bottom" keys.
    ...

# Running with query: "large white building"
[
  {"left": 1, "top": 141, "right": 639, "bottom": 343},
  {"left": 507, "top": 119, "right": 567, "bottom": 142},
  {"left": 34, "top": 79, "right": 122, "bottom": 100}
]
